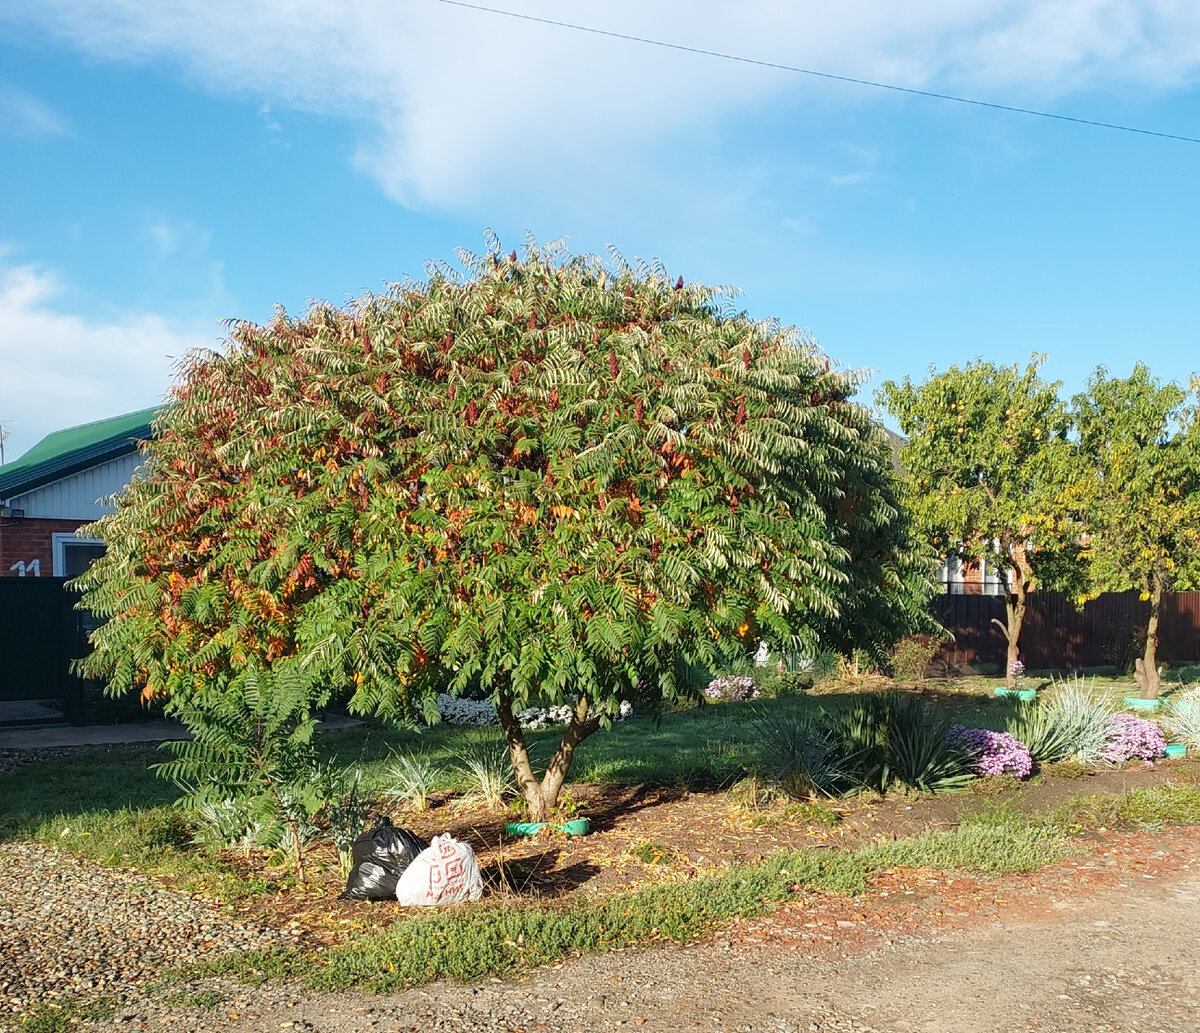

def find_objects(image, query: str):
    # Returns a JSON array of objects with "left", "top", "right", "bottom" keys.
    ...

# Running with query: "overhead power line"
[{"left": 432, "top": 0, "right": 1200, "bottom": 146}]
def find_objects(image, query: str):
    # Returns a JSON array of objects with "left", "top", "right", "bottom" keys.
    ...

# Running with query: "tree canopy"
[
  {"left": 1072, "top": 363, "right": 1200, "bottom": 697},
  {"left": 879, "top": 357, "right": 1082, "bottom": 686},
  {"left": 78, "top": 238, "right": 932, "bottom": 818}
]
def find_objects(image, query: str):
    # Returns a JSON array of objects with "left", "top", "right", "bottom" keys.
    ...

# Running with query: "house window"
[{"left": 52, "top": 533, "right": 106, "bottom": 578}]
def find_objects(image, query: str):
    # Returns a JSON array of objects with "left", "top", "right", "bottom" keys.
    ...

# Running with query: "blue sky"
[{"left": 2, "top": 0, "right": 1198, "bottom": 460}]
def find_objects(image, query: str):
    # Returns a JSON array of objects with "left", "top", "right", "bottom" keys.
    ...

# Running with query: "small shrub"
[
  {"left": 1098, "top": 714, "right": 1166, "bottom": 763},
  {"left": 948, "top": 726, "right": 1033, "bottom": 778},
  {"left": 319, "top": 765, "right": 373, "bottom": 878},
  {"left": 889, "top": 635, "right": 946, "bottom": 685},
  {"left": 705, "top": 675, "right": 759, "bottom": 702},
  {"left": 383, "top": 752, "right": 441, "bottom": 811},
  {"left": 752, "top": 667, "right": 814, "bottom": 698},
  {"left": 436, "top": 693, "right": 499, "bottom": 726},
  {"left": 152, "top": 664, "right": 328, "bottom": 878},
  {"left": 837, "top": 649, "right": 883, "bottom": 684}
]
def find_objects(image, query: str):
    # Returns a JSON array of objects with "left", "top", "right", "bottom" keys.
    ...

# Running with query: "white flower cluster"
[
  {"left": 434, "top": 693, "right": 634, "bottom": 729},
  {"left": 516, "top": 703, "right": 576, "bottom": 729},
  {"left": 434, "top": 693, "right": 499, "bottom": 726}
]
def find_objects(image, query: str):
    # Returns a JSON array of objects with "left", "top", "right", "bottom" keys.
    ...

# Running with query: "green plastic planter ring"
[
  {"left": 1165, "top": 744, "right": 1187, "bottom": 759},
  {"left": 994, "top": 688, "right": 1037, "bottom": 702},
  {"left": 504, "top": 818, "right": 591, "bottom": 837},
  {"left": 1123, "top": 696, "right": 1162, "bottom": 712}
]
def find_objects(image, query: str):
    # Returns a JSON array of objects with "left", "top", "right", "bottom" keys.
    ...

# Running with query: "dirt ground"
[
  {"left": 233, "top": 759, "right": 1198, "bottom": 939},
  {"left": 107, "top": 822, "right": 1200, "bottom": 1033}
]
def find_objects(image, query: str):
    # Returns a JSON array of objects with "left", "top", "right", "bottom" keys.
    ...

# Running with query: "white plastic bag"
[{"left": 395, "top": 833, "right": 484, "bottom": 906}]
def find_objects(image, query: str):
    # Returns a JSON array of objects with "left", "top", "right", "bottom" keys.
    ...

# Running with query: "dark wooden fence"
[
  {"left": 933, "top": 590, "right": 1200, "bottom": 671},
  {"left": 0, "top": 577, "right": 87, "bottom": 723}
]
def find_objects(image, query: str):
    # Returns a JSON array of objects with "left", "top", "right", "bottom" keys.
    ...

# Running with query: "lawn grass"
[
  {"left": 0, "top": 745, "right": 273, "bottom": 898},
  {"left": 330, "top": 695, "right": 820, "bottom": 793}
]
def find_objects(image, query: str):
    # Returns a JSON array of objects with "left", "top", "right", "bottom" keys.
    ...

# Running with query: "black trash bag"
[{"left": 341, "top": 816, "right": 428, "bottom": 900}]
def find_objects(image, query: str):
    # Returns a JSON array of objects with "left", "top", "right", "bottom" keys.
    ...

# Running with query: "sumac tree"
[{"left": 77, "top": 238, "right": 931, "bottom": 820}]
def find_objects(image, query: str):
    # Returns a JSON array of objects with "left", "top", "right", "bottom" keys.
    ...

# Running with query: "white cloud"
[
  {"left": 257, "top": 102, "right": 282, "bottom": 133},
  {"left": 3, "top": 1, "right": 1199, "bottom": 205},
  {"left": 0, "top": 82, "right": 71, "bottom": 138},
  {"left": 147, "top": 216, "right": 212, "bottom": 261},
  {"left": 0, "top": 260, "right": 215, "bottom": 461}
]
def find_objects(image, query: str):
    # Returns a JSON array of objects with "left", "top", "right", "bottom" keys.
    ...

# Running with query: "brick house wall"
[{"left": 0, "top": 517, "right": 88, "bottom": 578}]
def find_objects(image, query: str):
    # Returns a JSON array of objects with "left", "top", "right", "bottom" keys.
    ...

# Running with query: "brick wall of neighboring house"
[{"left": 0, "top": 517, "right": 87, "bottom": 577}]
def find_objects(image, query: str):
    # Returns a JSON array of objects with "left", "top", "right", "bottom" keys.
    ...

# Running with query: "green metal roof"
[{"left": 0, "top": 407, "right": 160, "bottom": 500}]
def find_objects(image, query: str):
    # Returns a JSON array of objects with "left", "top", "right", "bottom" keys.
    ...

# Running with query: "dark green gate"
[{"left": 0, "top": 578, "right": 86, "bottom": 724}]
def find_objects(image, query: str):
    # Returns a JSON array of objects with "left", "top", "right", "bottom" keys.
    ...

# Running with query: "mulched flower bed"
[{"left": 239, "top": 757, "right": 1199, "bottom": 939}]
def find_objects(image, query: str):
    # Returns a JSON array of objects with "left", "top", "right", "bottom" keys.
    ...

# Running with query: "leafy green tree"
[
  {"left": 879, "top": 358, "right": 1081, "bottom": 688},
  {"left": 1072, "top": 364, "right": 1200, "bottom": 698},
  {"left": 77, "top": 238, "right": 931, "bottom": 820}
]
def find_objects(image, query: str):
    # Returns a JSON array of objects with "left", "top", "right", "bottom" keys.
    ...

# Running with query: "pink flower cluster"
[
  {"left": 1099, "top": 714, "right": 1166, "bottom": 763},
  {"left": 948, "top": 725, "right": 1033, "bottom": 778}
]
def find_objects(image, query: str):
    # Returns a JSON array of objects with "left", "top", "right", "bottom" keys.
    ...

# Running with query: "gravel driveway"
[{"left": 0, "top": 842, "right": 283, "bottom": 1020}]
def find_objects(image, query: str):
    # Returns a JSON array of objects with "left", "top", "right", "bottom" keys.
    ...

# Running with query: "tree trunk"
[
  {"left": 1003, "top": 567, "right": 1029, "bottom": 690},
  {"left": 496, "top": 693, "right": 601, "bottom": 822},
  {"left": 496, "top": 694, "right": 544, "bottom": 819},
  {"left": 1134, "top": 574, "right": 1164, "bottom": 700}
]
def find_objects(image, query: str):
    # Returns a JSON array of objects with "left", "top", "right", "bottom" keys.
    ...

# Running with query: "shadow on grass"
[{"left": 0, "top": 742, "right": 182, "bottom": 843}]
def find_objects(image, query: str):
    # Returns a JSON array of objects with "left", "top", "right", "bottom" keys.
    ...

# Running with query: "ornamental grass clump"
[
  {"left": 383, "top": 752, "right": 441, "bottom": 811},
  {"left": 454, "top": 736, "right": 515, "bottom": 808},
  {"left": 705, "top": 675, "right": 759, "bottom": 703},
  {"left": 834, "top": 692, "right": 974, "bottom": 794},
  {"left": 1098, "top": 714, "right": 1166, "bottom": 764},
  {"left": 751, "top": 709, "right": 863, "bottom": 800},
  {"left": 948, "top": 725, "right": 1033, "bottom": 779},
  {"left": 1004, "top": 700, "right": 1075, "bottom": 764},
  {"left": 1165, "top": 688, "right": 1200, "bottom": 751},
  {"left": 1045, "top": 677, "right": 1116, "bottom": 764}
]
